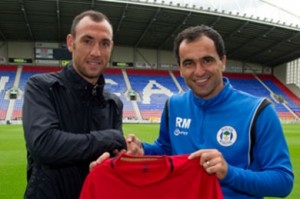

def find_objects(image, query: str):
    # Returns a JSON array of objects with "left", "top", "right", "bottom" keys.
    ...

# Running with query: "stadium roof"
[{"left": 0, "top": 0, "right": 300, "bottom": 67}]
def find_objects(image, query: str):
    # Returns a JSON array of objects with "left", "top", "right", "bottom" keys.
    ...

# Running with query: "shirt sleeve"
[
  {"left": 142, "top": 100, "right": 172, "bottom": 155},
  {"left": 220, "top": 104, "right": 294, "bottom": 197}
]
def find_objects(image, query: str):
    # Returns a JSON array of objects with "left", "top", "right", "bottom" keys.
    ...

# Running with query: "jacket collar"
[
  {"left": 191, "top": 77, "right": 232, "bottom": 109},
  {"left": 63, "top": 63, "right": 106, "bottom": 106}
]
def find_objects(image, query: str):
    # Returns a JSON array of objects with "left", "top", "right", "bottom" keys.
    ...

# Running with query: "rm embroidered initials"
[{"left": 176, "top": 117, "right": 191, "bottom": 128}]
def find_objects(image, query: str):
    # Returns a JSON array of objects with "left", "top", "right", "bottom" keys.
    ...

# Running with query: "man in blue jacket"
[{"left": 93, "top": 25, "right": 294, "bottom": 199}]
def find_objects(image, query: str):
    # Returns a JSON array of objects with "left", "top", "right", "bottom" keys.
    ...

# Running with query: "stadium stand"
[
  {"left": 126, "top": 69, "right": 179, "bottom": 121},
  {"left": 103, "top": 68, "right": 137, "bottom": 120},
  {"left": 11, "top": 66, "right": 62, "bottom": 120},
  {"left": 0, "top": 65, "right": 17, "bottom": 120},
  {"left": 225, "top": 73, "right": 300, "bottom": 121},
  {"left": 257, "top": 74, "right": 300, "bottom": 120},
  {"left": 172, "top": 70, "right": 189, "bottom": 92},
  {"left": 0, "top": 65, "right": 300, "bottom": 122}
]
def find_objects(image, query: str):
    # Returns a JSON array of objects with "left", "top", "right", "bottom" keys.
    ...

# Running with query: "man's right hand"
[
  {"left": 89, "top": 134, "right": 144, "bottom": 171},
  {"left": 125, "top": 134, "right": 144, "bottom": 156}
]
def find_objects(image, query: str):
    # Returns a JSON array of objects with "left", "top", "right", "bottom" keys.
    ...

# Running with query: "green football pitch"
[{"left": 0, "top": 123, "right": 299, "bottom": 199}]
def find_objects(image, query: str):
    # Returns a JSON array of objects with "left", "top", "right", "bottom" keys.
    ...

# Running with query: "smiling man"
[
  {"left": 22, "top": 10, "right": 126, "bottom": 199},
  {"left": 124, "top": 25, "right": 294, "bottom": 199},
  {"left": 67, "top": 11, "right": 113, "bottom": 85},
  {"left": 177, "top": 32, "right": 226, "bottom": 99}
]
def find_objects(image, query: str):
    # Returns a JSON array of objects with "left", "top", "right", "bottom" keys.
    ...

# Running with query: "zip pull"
[{"left": 92, "top": 84, "right": 98, "bottom": 96}]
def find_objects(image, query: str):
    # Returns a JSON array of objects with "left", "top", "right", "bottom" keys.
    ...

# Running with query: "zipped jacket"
[
  {"left": 143, "top": 77, "right": 293, "bottom": 199},
  {"left": 22, "top": 63, "right": 126, "bottom": 199}
]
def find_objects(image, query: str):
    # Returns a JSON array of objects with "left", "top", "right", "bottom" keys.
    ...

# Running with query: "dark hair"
[
  {"left": 173, "top": 25, "right": 226, "bottom": 65},
  {"left": 70, "top": 10, "right": 112, "bottom": 37}
]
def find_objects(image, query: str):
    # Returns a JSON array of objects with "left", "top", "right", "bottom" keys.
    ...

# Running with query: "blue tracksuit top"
[{"left": 143, "top": 77, "right": 293, "bottom": 199}]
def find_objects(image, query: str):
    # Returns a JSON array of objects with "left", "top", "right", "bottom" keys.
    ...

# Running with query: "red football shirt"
[{"left": 80, "top": 153, "right": 223, "bottom": 199}]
